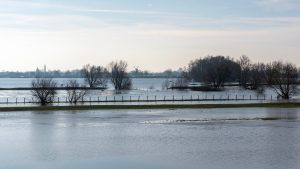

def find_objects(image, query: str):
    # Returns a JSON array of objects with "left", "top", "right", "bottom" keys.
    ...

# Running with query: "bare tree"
[
  {"left": 31, "top": 78, "right": 57, "bottom": 105},
  {"left": 66, "top": 80, "right": 87, "bottom": 104},
  {"left": 81, "top": 64, "right": 108, "bottom": 88},
  {"left": 249, "top": 63, "right": 266, "bottom": 90},
  {"left": 109, "top": 60, "right": 132, "bottom": 90},
  {"left": 238, "top": 55, "right": 251, "bottom": 88},
  {"left": 266, "top": 61, "right": 298, "bottom": 99}
]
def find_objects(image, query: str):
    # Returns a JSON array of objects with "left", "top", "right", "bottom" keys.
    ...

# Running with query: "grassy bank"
[{"left": 0, "top": 102, "right": 299, "bottom": 112}]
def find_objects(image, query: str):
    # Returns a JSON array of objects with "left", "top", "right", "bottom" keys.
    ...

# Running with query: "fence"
[{"left": 0, "top": 94, "right": 278, "bottom": 105}]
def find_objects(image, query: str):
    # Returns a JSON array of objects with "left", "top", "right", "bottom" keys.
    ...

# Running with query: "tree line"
[
  {"left": 30, "top": 56, "right": 300, "bottom": 105},
  {"left": 184, "top": 55, "right": 299, "bottom": 99},
  {"left": 31, "top": 60, "right": 132, "bottom": 105}
]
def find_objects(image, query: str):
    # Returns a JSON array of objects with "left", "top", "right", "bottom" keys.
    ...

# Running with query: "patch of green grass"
[{"left": 0, "top": 102, "right": 299, "bottom": 112}]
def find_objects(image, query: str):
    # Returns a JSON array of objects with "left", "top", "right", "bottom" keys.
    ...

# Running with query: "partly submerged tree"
[
  {"left": 109, "top": 60, "right": 132, "bottom": 90},
  {"left": 238, "top": 55, "right": 252, "bottom": 88},
  {"left": 248, "top": 63, "right": 266, "bottom": 90},
  {"left": 31, "top": 78, "right": 57, "bottom": 105},
  {"left": 66, "top": 80, "right": 87, "bottom": 104},
  {"left": 265, "top": 61, "right": 298, "bottom": 99},
  {"left": 188, "top": 56, "right": 240, "bottom": 88},
  {"left": 81, "top": 64, "right": 108, "bottom": 88}
]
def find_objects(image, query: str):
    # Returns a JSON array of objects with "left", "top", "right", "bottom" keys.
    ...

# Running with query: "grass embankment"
[{"left": 0, "top": 102, "right": 299, "bottom": 112}]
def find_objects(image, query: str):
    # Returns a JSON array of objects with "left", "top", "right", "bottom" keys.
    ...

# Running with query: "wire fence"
[{"left": 0, "top": 94, "right": 279, "bottom": 105}]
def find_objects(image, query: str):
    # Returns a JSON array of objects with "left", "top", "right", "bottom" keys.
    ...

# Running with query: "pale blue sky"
[{"left": 0, "top": 0, "right": 300, "bottom": 71}]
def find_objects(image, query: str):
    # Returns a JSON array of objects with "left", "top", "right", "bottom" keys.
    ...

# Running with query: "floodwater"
[
  {"left": 0, "top": 108, "right": 299, "bottom": 169},
  {"left": 1, "top": 78, "right": 297, "bottom": 104}
]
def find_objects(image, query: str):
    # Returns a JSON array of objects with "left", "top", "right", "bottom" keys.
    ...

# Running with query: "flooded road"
[{"left": 0, "top": 108, "right": 299, "bottom": 169}]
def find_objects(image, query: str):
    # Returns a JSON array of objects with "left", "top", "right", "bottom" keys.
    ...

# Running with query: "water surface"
[{"left": 0, "top": 108, "right": 299, "bottom": 169}]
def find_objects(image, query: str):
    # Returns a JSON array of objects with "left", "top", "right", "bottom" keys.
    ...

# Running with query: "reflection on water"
[{"left": 0, "top": 108, "right": 299, "bottom": 169}]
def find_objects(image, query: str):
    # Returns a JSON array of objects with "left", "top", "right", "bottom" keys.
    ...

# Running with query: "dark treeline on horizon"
[{"left": 0, "top": 68, "right": 182, "bottom": 78}]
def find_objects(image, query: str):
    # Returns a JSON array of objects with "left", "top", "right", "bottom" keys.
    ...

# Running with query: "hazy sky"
[{"left": 0, "top": 0, "right": 300, "bottom": 71}]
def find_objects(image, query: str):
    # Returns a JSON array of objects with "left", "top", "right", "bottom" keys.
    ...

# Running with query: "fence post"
[
  {"left": 147, "top": 96, "right": 148, "bottom": 102},
  {"left": 114, "top": 96, "right": 115, "bottom": 102},
  {"left": 138, "top": 96, "right": 140, "bottom": 102},
  {"left": 164, "top": 96, "right": 166, "bottom": 101},
  {"left": 7, "top": 98, "right": 8, "bottom": 104},
  {"left": 122, "top": 96, "right": 124, "bottom": 102},
  {"left": 66, "top": 97, "right": 67, "bottom": 103},
  {"left": 213, "top": 95, "right": 215, "bottom": 101},
  {"left": 98, "top": 97, "right": 100, "bottom": 102},
  {"left": 250, "top": 95, "right": 252, "bottom": 100},
  {"left": 182, "top": 96, "right": 184, "bottom": 101},
  {"left": 227, "top": 95, "right": 229, "bottom": 101},
  {"left": 24, "top": 98, "right": 25, "bottom": 104},
  {"left": 191, "top": 95, "right": 192, "bottom": 101},
  {"left": 173, "top": 95, "right": 174, "bottom": 102},
  {"left": 271, "top": 95, "right": 273, "bottom": 101},
  {"left": 16, "top": 98, "right": 17, "bottom": 104},
  {"left": 236, "top": 95, "right": 237, "bottom": 101},
  {"left": 198, "top": 95, "right": 200, "bottom": 101},
  {"left": 130, "top": 96, "right": 131, "bottom": 102},
  {"left": 58, "top": 97, "right": 60, "bottom": 104},
  {"left": 155, "top": 96, "right": 156, "bottom": 102},
  {"left": 243, "top": 95, "right": 245, "bottom": 100},
  {"left": 82, "top": 97, "right": 84, "bottom": 103},
  {"left": 264, "top": 95, "right": 266, "bottom": 100},
  {"left": 106, "top": 96, "right": 107, "bottom": 102}
]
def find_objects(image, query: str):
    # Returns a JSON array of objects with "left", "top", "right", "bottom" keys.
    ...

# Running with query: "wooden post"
[
  {"left": 155, "top": 96, "right": 156, "bottom": 102},
  {"left": 106, "top": 96, "right": 107, "bottom": 102},
  {"left": 130, "top": 96, "right": 131, "bottom": 102},
  {"left": 138, "top": 96, "right": 140, "bottom": 102},
  {"left": 173, "top": 95, "right": 174, "bottom": 102},
  {"left": 114, "top": 96, "right": 115, "bottom": 102},
  {"left": 58, "top": 97, "right": 60, "bottom": 104},
  {"left": 250, "top": 95, "right": 252, "bottom": 100},
  {"left": 264, "top": 95, "right": 266, "bottom": 100},
  {"left": 164, "top": 96, "right": 166, "bottom": 101},
  {"left": 227, "top": 95, "right": 229, "bottom": 101},
  {"left": 122, "top": 96, "right": 124, "bottom": 102},
  {"left": 66, "top": 97, "right": 67, "bottom": 103},
  {"left": 243, "top": 95, "right": 245, "bottom": 100},
  {"left": 6, "top": 98, "right": 8, "bottom": 104},
  {"left": 24, "top": 98, "right": 26, "bottom": 104},
  {"left": 191, "top": 95, "right": 192, "bottom": 101},
  {"left": 98, "top": 97, "right": 99, "bottom": 102},
  {"left": 271, "top": 95, "right": 273, "bottom": 100},
  {"left": 236, "top": 95, "right": 237, "bottom": 101},
  {"left": 213, "top": 95, "right": 215, "bottom": 101},
  {"left": 16, "top": 98, "right": 17, "bottom": 104}
]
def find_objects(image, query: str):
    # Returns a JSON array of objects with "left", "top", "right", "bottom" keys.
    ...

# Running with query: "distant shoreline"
[{"left": 0, "top": 102, "right": 299, "bottom": 112}]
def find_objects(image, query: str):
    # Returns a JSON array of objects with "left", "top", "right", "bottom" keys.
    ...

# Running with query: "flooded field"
[{"left": 0, "top": 108, "right": 299, "bottom": 169}]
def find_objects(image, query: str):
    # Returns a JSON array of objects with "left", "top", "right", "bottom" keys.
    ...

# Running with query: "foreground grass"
[{"left": 0, "top": 102, "right": 300, "bottom": 112}]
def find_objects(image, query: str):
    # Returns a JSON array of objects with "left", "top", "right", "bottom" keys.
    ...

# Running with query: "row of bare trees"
[
  {"left": 31, "top": 60, "right": 132, "bottom": 105},
  {"left": 186, "top": 55, "right": 299, "bottom": 99},
  {"left": 81, "top": 60, "right": 132, "bottom": 90}
]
